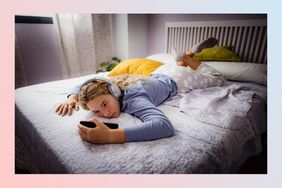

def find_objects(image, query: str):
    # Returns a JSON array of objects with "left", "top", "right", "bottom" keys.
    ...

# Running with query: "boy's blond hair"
[{"left": 79, "top": 74, "right": 150, "bottom": 110}]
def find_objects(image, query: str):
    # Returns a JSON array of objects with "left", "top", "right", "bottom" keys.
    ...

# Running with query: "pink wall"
[{"left": 147, "top": 14, "right": 267, "bottom": 55}]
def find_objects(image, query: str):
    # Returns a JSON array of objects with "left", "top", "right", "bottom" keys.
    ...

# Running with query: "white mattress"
[{"left": 15, "top": 74, "right": 267, "bottom": 173}]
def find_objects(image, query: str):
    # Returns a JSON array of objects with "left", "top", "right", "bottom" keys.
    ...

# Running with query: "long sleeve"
[
  {"left": 122, "top": 74, "right": 178, "bottom": 142},
  {"left": 123, "top": 97, "right": 174, "bottom": 142},
  {"left": 67, "top": 83, "right": 82, "bottom": 98}
]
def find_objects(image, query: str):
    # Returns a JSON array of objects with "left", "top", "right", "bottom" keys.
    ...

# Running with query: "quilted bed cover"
[{"left": 15, "top": 74, "right": 267, "bottom": 173}]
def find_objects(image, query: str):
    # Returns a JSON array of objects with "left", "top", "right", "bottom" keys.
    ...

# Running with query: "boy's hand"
[
  {"left": 78, "top": 118, "right": 125, "bottom": 144},
  {"left": 55, "top": 95, "right": 79, "bottom": 116}
]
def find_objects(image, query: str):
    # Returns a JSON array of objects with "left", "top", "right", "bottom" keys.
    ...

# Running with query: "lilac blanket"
[{"left": 178, "top": 84, "right": 263, "bottom": 146}]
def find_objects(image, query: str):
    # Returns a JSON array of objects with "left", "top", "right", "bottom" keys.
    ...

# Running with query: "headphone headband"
[{"left": 80, "top": 77, "right": 121, "bottom": 100}]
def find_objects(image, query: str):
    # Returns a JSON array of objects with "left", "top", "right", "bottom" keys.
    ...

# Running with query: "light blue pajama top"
[{"left": 69, "top": 74, "right": 178, "bottom": 142}]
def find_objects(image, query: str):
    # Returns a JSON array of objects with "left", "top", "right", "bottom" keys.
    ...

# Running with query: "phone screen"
[{"left": 80, "top": 121, "right": 118, "bottom": 129}]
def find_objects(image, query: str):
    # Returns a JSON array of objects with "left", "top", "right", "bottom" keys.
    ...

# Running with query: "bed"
[{"left": 15, "top": 19, "right": 267, "bottom": 174}]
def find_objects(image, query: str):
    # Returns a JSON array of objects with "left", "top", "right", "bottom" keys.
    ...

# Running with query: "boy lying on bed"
[{"left": 55, "top": 38, "right": 225, "bottom": 144}]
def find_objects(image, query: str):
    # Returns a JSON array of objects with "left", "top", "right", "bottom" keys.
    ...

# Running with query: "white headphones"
[{"left": 80, "top": 77, "right": 121, "bottom": 100}]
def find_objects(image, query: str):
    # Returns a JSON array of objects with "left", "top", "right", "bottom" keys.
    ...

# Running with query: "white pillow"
[
  {"left": 153, "top": 64, "right": 194, "bottom": 93},
  {"left": 153, "top": 64, "right": 225, "bottom": 93},
  {"left": 204, "top": 61, "right": 267, "bottom": 85},
  {"left": 146, "top": 53, "right": 176, "bottom": 65}
]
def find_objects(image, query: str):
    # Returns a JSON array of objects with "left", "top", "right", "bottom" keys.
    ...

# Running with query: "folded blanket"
[{"left": 179, "top": 84, "right": 257, "bottom": 145}]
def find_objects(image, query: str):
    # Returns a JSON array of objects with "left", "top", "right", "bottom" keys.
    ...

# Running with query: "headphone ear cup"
[{"left": 108, "top": 84, "right": 121, "bottom": 99}]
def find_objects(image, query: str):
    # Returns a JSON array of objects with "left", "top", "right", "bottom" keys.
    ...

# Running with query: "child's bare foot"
[
  {"left": 171, "top": 46, "right": 182, "bottom": 61},
  {"left": 177, "top": 61, "right": 186, "bottom": 66},
  {"left": 185, "top": 50, "right": 193, "bottom": 57},
  {"left": 181, "top": 54, "right": 202, "bottom": 70},
  {"left": 175, "top": 52, "right": 201, "bottom": 70}
]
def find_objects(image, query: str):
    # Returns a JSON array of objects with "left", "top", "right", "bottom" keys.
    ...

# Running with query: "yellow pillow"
[
  {"left": 108, "top": 58, "right": 163, "bottom": 76},
  {"left": 193, "top": 47, "right": 241, "bottom": 62}
]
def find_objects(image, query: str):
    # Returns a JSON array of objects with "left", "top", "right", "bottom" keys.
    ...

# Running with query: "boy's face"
[{"left": 86, "top": 94, "right": 120, "bottom": 118}]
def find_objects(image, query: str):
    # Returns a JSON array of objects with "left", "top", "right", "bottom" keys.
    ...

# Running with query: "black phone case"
[{"left": 80, "top": 121, "right": 118, "bottom": 129}]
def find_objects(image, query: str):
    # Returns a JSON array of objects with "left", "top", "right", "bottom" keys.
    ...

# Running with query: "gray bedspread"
[{"left": 15, "top": 75, "right": 267, "bottom": 174}]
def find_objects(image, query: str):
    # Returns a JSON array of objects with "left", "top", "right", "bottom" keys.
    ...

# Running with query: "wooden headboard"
[{"left": 165, "top": 19, "right": 267, "bottom": 64}]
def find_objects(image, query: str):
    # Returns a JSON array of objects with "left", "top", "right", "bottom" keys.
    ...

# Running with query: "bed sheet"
[{"left": 15, "top": 75, "right": 267, "bottom": 173}]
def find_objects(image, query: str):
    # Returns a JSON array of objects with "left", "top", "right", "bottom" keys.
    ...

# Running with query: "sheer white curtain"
[{"left": 53, "top": 14, "right": 113, "bottom": 78}]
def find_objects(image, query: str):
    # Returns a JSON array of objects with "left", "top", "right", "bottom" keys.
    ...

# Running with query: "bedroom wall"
[
  {"left": 147, "top": 14, "right": 267, "bottom": 55},
  {"left": 15, "top": 19, "right": 62, "bottom": 86},
  {"left": 128, "top": 14, "right": 148, "bottom": 58},
  {"left": 111, "top": 14, "right": 148, "bottom": 60}
]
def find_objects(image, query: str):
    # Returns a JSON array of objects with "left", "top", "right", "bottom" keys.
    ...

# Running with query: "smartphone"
[{"left": 79, "top": 121, "right": 119, "bottom": 129}]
